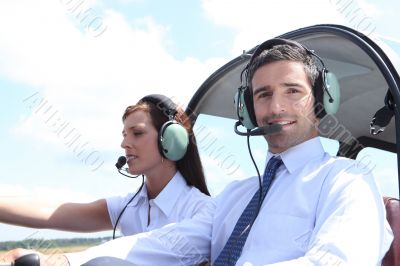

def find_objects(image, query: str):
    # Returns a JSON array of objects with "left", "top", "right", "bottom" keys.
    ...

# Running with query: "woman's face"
[{"left": 120, "top": 110, "right": 163, "bottom": 176}]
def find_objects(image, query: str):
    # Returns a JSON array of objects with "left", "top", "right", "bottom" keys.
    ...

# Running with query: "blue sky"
[{"left": 0, "top": 0, "right": 399, "bottom": 242}]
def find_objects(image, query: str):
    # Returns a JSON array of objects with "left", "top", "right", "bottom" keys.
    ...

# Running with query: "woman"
[
  {"left": 109, "top": 94, "right": 210, "bottom": 237},
  {"left": 0, "top": 94, "right": 211, "bottom": 263}
]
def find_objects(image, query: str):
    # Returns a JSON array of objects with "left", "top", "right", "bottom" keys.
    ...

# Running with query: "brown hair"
[
  {"left": 122, "top": 101, "right": 210, "bottom": 196},
  {"left": 247, "top": 43, "right": 324, "bottom": 116},
  {"left": 247, "top": 44, "right": 319, "bottom": 92}
]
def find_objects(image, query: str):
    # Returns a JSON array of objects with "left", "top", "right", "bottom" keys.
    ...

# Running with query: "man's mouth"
[{"left": 268, "top": 120, "right": 296, "bottom": 126}]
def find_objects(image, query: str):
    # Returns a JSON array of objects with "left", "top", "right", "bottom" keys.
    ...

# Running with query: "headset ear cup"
[
  {"left": 313, "top": 72, "right": 326, "bottom": 119},
  {"left": 323, "top": 71, "right": 341, "bottom": 115},
  {"left": 243, "top": 87, "right": 258, "bottom": 128},
  {"left": 159, "top": 121, "right": 189, "bottom": 161},
  {"left": 234, "top": 87, "right": 258, "bottom": 130}
]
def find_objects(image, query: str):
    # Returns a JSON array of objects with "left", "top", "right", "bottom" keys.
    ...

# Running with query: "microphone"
[
  {"left": 115, "top": 156, "right": 140, "bottom": 178},
  {"left": 234, "top": 121, "right": 282, "bottom": 136},
  {"left": 115, "top": 156, "right": 127, "bottom": 169}
]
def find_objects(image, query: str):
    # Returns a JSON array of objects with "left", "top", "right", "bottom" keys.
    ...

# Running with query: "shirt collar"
[
  {"left": 129, "top": 180, "right": 148, "bottom": 207},
  {"left": 151, "top": 171, "right": 188, "bottom": 217},
  {"left": 129, "top": 171, "right": 188, "bottom": 217},
  {"left": 266, "top": 137, "right": 325, "bottom": 174}
]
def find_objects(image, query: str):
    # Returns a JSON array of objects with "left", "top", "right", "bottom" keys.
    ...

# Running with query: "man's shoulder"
[
  {"left": 318, "top": 155, "right": 378, "bottom": 198},
  {"left": 324, "top": 155, "right": 374, "bottom": 176},
  {"left": 214, "top": 176, "right": 259, "bottom": 200}
]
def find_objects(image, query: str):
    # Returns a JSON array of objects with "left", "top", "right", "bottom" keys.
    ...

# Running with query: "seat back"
[{"left": 382, "top": 197, "right": 400, "bottom": 266}]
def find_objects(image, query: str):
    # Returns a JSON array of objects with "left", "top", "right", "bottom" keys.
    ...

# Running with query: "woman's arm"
[{"left": 0, "top": 198, "right": 112, "bottom": 232}]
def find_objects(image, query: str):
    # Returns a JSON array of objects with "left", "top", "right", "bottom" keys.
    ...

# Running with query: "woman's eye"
[{"left": 133, "top": 132, "right": 143, "bottom": 136}]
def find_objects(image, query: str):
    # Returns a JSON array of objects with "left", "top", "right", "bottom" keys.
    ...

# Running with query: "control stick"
[{"left": 0, "top": 253, "right": 40, "bottom": 266}]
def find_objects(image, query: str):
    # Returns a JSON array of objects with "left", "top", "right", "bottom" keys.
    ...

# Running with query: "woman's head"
[{"left": 121, "top": 95, "right": 210, "bottom": 195}]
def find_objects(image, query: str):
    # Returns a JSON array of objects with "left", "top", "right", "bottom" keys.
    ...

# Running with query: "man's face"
[{"left": 252, "top": 60, "right": 318, "bottom": 153}]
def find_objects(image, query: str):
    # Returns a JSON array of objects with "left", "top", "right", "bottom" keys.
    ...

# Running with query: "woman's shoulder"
[{"left": 175, "top": 186, "right": 214, "bottom": 215}]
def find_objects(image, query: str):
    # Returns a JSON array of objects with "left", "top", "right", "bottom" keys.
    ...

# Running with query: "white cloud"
[
  {"left": 355, "top": 0, "right": 381, "bottom": 17},
  {"left": 202, "top": 0, "right": 345, "bottom": 55},
  {"left": 0, "top": 0, "right": 227, "bottom": 152}
]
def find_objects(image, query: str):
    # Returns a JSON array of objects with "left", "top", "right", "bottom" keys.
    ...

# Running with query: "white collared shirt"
[
  {"left": 66, "top": 171, "right": 214, "bottom": 266},
  {"left": 66, "top": 137, "right": 393, "bottom": 266},
  {"left": 107, "top": 171, "right": 209, "bottom": 235},
  {"left": 211, "top": 137, "right": 393, "bottom": 265}
]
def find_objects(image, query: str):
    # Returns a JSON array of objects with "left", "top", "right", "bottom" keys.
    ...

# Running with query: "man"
[
  {"left": 209, "top": 38, "right": 393, "bottom": 265},
  {"left": 3, "top": 38, "right": 393, "bottom": 265}
]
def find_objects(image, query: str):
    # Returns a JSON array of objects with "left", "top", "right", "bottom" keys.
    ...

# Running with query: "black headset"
[
  {"left": 235, "top": 38, "right": 341, "bottom": 131},
  {"left": 139, "top": 94, "right": 189, "bottom": 161}
]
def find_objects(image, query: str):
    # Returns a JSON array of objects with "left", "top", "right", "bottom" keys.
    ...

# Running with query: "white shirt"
[
  {"left": 66, "top": 171, "right": 213, "bottom": 266},
  {"left": 65, "top": 137, "right": 393, "bottom": 266},
  {"left": 211, "top": 137, "right": 393, "bottom": 265},
  {"left": 107, "top": 171, "right": 210, "bottom": 236}
]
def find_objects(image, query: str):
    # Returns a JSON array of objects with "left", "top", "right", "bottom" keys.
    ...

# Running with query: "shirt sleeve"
[
  {"left": 64, "top": 199, "right": 215, "bottom": 266},
  {"left": 263, "top": 164, "right": 393, "bottom": 266},
  {"left": 106, "top": 194, "right": 132, "bottom": 228}
]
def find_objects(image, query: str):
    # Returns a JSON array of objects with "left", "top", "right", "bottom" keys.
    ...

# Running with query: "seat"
[{"left": 382, "top": 197, "right": 400, "bottom": 266}]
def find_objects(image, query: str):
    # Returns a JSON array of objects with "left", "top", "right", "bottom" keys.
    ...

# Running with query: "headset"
[
  {"left": 235, "top": 38, "right": 341, "bottom": 132},
  {"left": 139, "top": 94, "right": 189, "bottom": 161},
  {"left": 112, "top": 94, "right": 189, "bottom": 239}
]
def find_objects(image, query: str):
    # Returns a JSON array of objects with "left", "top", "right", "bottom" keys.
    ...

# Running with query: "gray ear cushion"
[
  {"left": 159, "top": 120, "right": 189, "bottom": 161},
  {"left": 243, "top": 87, "right": 258, "bottom": 129},
  {"left": 314, "top": 72, "right": 326, "bottom": 119},
  {"left": 234, "top": 87, "right": 258, "bottom": 130}
]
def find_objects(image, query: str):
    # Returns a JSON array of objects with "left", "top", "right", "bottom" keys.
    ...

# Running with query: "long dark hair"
[{"left": 122, "top": 101, "right": 210, "bottom": 196}]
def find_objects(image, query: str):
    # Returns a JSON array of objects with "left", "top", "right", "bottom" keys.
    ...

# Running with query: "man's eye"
[
  {"left": 134, "top": 132, "right": 143, "bottom": 136},
  {"left": 258, "top": 91, "right": 272, "bottom": 98},
  {"left": 288, "top": 88, "right": 299, "bottom": 94}
]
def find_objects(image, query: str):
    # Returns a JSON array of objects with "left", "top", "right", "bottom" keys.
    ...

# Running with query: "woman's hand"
[
  {"left": 1, "top": 248, "right": 33, "bottom": 262},
  {"left": 0, "top": 248, "right": 70, "bottom": 266}
]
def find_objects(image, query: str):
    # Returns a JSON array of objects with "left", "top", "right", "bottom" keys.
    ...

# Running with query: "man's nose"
[{"left": 268, "top": 93, "right": 286, "bottom": 115}]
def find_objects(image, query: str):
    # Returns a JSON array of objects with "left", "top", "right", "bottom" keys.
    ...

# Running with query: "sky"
[{"left": 0, "top": 0, "right": 399, "bottom": 242}]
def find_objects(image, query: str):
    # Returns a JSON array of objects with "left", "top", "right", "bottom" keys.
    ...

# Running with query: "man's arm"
[{"left": 264, "top": 166, "right": 393, "bottom": 265}]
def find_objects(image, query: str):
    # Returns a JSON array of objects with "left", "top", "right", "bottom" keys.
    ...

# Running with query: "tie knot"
[{"left": 267, "top": 156, "right": 282, "bottom": 171}]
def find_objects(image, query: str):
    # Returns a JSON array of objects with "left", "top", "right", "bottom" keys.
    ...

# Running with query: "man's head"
[{"left": 246, "top": 39, "right": 325, "bottom": 153}]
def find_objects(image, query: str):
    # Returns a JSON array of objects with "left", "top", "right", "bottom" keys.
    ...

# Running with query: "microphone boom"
[
  {"left": 115, "top": 156, "right": 140, "bottom": 178},
  {"left": 234, "top": 121, "right": 282, "bottom": 136}
]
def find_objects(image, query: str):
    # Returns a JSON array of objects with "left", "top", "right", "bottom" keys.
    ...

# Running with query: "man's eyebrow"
[
  {"left": 282, "top": 82, "right": 304, "bottom": 88},
  {"left": 253, "top": 85, "right": 270, "bottom": 96},
  {"left": 253, "top": 82, "right": 306, "bottom": 95}
]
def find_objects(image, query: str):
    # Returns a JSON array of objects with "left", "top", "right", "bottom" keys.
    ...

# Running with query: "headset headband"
[{"left": 140, "top": 94, "right": 177, "bottom": 118}]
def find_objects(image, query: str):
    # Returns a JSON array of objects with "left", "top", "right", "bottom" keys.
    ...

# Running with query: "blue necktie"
[{"left": 213, "top": 157, "right": 283, "bottom": 266}]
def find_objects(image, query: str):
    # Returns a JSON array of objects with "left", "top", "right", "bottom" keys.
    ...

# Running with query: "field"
[
  {"left": 0, "top": 237, "right": 111, "bottom": 256},
  {"left": 0, "top": 244, "right": 92, "bottom": 256}
]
